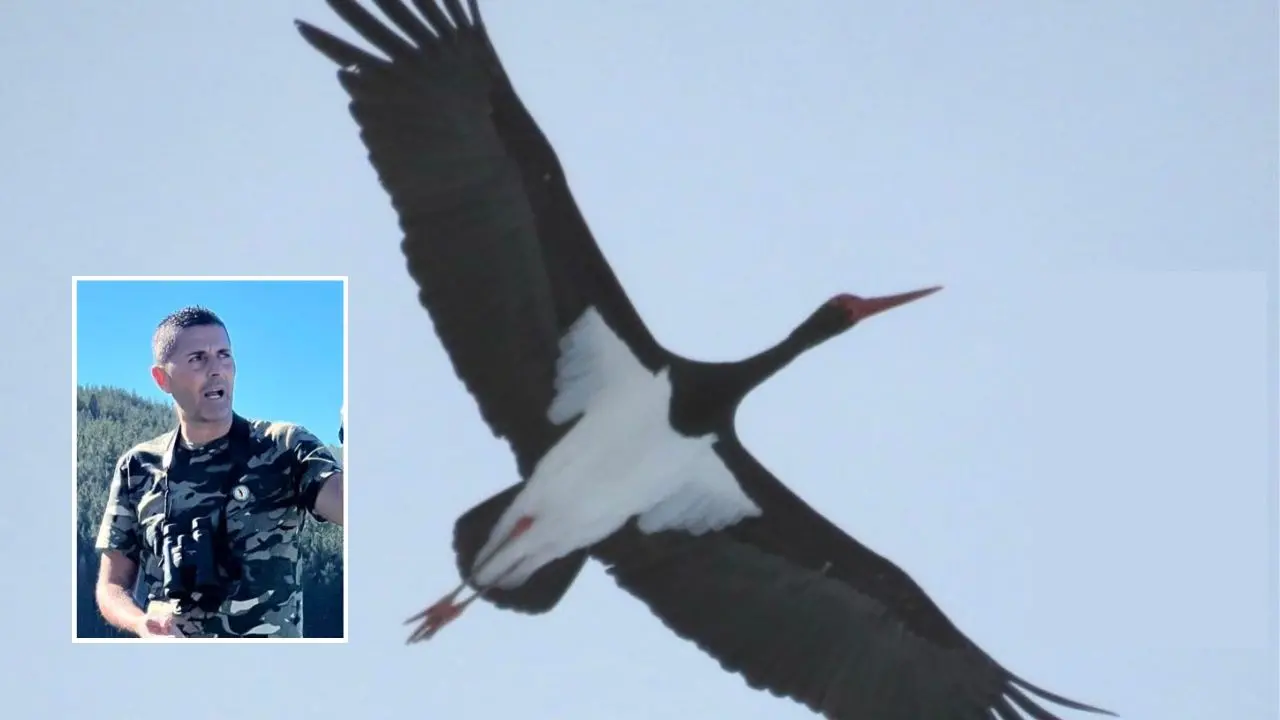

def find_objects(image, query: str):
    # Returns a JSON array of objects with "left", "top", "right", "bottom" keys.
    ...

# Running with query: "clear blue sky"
[
  {"left": 1, "top": 1, "right": 1275, "bottom": 719},
  {"left": 75, "top": 278, "right": 345, "bottom": 446}
]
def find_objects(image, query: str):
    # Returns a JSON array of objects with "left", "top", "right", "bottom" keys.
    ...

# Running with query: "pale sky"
[{"left": 1, "top": 1, "right": 1275, "bottom": 719}]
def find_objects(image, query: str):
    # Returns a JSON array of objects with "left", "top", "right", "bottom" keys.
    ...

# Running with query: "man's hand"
[
  {"left": 135, "top": 604, "right": 181, "bottom": 638},
  {"left": 136, "top": 615, "right": 172, "bottom": 638}
]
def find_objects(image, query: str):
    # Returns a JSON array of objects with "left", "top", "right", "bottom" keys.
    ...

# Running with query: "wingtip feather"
[{"left": 1009, "top": 674, "right": 1117, "bottom": 717}]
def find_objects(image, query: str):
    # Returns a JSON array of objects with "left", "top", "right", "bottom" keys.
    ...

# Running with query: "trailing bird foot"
[
  {"left": 403, "top": 515, "right": 536, "bottom": 644},
  {"left": 405, "top": 585, "right": 480, "bottom": 643}
]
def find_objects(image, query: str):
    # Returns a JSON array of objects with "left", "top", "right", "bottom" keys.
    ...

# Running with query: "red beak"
[{"left": 843, "top": 286, "right": 942, "bottom": 322}]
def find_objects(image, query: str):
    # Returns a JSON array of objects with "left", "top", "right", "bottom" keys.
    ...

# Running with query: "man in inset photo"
[{"left": 81, "top": 291, "right": 346, "bottom": 640}]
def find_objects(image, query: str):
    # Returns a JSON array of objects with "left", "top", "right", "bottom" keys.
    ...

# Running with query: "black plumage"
[{"left": 295, "top": 2, "right": 1116, "bottom": 718}]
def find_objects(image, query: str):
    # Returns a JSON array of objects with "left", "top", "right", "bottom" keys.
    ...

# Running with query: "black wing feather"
[
  {"left": 592, "top": 436, "right": 1116, "bottom": 719},
  {"left": 450, "top": 0, "right": 672, "bottom": 375},
  {"left": 296, "top": 0, "right": 673, "bottom": 475}
]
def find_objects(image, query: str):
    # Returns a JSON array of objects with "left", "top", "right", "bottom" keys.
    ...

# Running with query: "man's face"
[{"left": 152, "top": 324, "right": 236, "bottom": 424}]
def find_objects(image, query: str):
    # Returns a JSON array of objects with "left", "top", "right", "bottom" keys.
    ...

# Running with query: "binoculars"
[{"left": 159, "top": 516, "right": 223, "bottom": 610}]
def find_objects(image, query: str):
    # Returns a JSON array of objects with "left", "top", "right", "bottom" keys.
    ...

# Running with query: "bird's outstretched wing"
[
  {"left": 295, "top": 0, "right": 671, "bottom": 476},
  {"left": 592, "top": 434, "right": 1116, "bottom": 720}
]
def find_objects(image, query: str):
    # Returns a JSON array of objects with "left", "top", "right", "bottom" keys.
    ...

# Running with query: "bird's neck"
[
  {"left": 721, "top": 329, "right": 818, "bottom": 409},
  {"left": 672, "top": 327, "right": 824, "bottom": 435}
]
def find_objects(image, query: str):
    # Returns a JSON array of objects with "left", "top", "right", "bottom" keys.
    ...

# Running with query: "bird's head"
[
  {"left": 800, "top": 286, "right": 943, "bottom": 344},
  {"left": 726, "top": 284, "right": 943, "bottom": 409}
]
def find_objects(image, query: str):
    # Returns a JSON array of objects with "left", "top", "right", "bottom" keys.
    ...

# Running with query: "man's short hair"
[{"left": 152, "top": 306, "right": 228, "bottom": 365}]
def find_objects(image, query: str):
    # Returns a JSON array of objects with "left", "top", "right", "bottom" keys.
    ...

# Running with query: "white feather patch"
[
  {"left": 546, "top": 307, "right": 651, "bottom": 425},
  {"left": 634, "top": 440, "right": 762, "bottom": 536},
  {"left": 473, "top": 306, "right": 763, "bottom": 589}
]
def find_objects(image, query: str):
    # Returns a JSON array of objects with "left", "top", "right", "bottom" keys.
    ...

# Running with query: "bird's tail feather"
[{"left": 452, "top": 483, "right": 587, "bottom": 614}]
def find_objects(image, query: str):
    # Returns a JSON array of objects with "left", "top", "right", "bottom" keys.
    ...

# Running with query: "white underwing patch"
[{"left": 472, "top": 306, "right": 762, "bottom": 589}]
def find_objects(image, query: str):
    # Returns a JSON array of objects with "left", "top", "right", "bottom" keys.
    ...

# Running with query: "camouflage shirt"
[{"left": 95, "top": 414, "right": 342, "bottom": 638}]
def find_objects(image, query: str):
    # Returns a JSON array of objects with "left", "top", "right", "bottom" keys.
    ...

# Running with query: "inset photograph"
[{"left": 72, "top": 276, "right": 347, "bottom": 642}]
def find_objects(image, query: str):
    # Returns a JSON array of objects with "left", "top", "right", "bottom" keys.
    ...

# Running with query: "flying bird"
[{"left": 295, "top": 1, "right": 1115, "bottom": 717}]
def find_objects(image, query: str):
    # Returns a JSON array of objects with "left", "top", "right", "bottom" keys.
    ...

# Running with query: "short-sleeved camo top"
[{"left": 94, "top": 414, "right": 342, "bottom": 638}]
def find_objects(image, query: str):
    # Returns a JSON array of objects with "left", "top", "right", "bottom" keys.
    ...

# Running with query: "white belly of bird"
[{"left": 470, "top": 307, "right": 762, "bottom": 590}]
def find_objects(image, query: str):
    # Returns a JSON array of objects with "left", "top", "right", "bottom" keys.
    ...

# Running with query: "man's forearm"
[{"left": 96, "top": 584, "right": 145, "bottom": 636}]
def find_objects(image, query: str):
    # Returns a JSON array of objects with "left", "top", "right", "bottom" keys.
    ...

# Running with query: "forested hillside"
[{"left": 75, "top": 385, "right": 345, "bottom": 638}]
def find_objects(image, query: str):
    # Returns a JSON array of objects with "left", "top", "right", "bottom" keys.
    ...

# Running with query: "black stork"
[{"left": 296, "top": 1, "right": 1115, "bottom": 718}]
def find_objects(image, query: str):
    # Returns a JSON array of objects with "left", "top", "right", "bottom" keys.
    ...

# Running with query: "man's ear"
[{"left": 151, "top": 365, "right": 171, "bottom": 394}]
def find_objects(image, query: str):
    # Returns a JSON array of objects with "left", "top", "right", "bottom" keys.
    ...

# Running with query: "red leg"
[
  {"left": 510, "top": 514, "right": 534, "bottom": 537},
  {"left": 405, "top": 589, "right": 471, "bottom": 644},
  {"left": 403, "top": 515, "right": 536, "bottom": 644}
]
